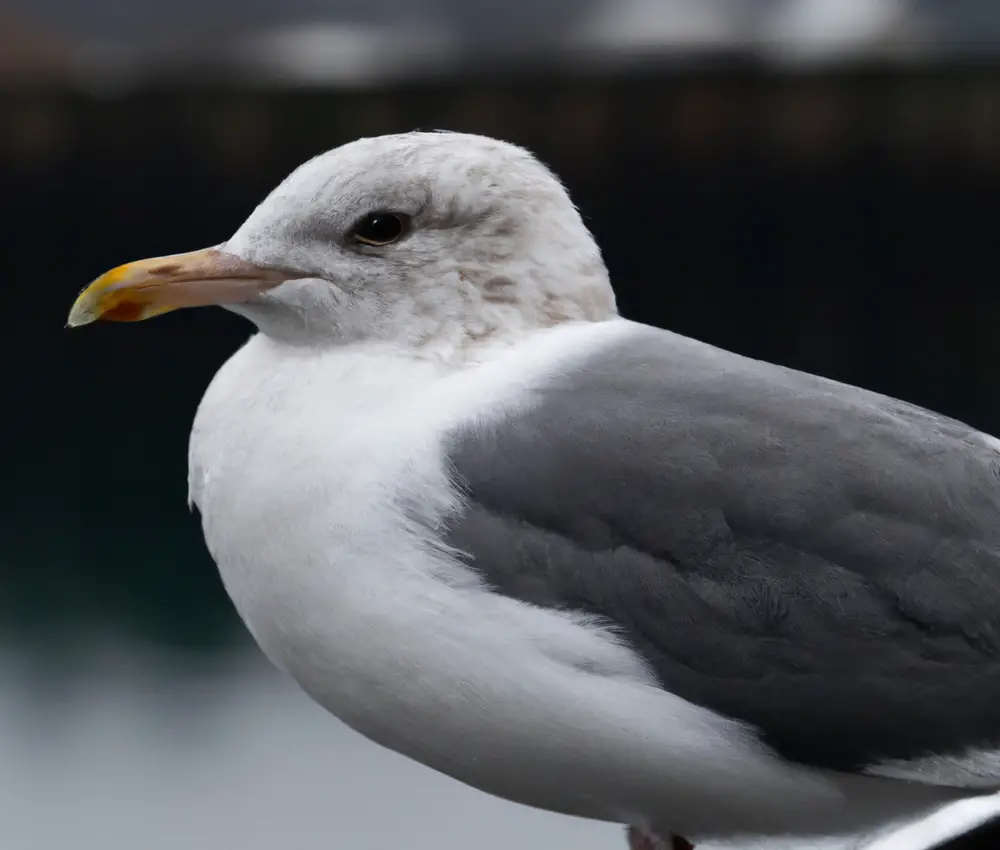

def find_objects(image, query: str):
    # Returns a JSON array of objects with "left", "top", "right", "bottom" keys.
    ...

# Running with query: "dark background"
[
  {"left": 7, "top": 20, "right": 1000, "bottom": 849},
  {"left": 9, "top": 70, "right": 1000, "bottom": 653}
]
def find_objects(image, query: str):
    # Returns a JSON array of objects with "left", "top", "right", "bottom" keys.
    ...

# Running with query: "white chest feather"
[
  {"left": 187, "top": 324, "right": 657, "bottom": 735},
  {"left": 189, "top": 335, "right": 470, "bottom": 686}
]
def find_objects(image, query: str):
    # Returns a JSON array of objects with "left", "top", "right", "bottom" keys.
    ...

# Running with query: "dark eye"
[{"left": 348, "top": 212, "right": 410, "bottom": 247}]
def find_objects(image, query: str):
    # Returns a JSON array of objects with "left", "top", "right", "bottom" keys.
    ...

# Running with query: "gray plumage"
[{"left": 444, "top": 325, "right": 1000, "bottom": 774}]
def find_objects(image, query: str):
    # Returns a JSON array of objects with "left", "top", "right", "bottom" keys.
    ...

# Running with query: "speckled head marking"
[{"left": 222, "top": 131, "right": 618, "bottom": 351}]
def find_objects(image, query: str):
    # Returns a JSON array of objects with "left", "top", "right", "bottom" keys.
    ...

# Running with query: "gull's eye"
[{"left": 348, "top": 212, "right": 410, "bottom": 247}]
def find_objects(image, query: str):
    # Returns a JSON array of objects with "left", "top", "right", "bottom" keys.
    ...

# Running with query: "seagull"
[{"left": 68, "top": 131, "right": 1000, "bottom": 850}]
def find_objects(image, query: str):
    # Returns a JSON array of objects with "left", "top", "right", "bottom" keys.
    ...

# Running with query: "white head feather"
[{"left": 223, "top": 131, "right": 617, "bottom": 354}]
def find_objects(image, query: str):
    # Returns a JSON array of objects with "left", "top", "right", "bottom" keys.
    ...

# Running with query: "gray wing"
[{"left": 442, "top": 324, "right": 1000, "bottom": 779}]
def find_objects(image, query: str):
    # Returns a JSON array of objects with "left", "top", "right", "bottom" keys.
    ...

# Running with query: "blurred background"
[{"left": 6, "top": 1, "right": 1000, "bottom": 848}]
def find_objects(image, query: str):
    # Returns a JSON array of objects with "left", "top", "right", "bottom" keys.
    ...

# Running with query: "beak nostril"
[{"left": 148, "top": 263, "right": 183, "bottom": 276}]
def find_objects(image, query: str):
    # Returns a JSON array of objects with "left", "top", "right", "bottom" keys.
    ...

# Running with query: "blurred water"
[
  {"left": 5, "top": 647, "right": 997, "bottom": 849},
  {"left": 2, "top": 645, "right": 620, "bottom": 850},
  {"left": 0, "top": 647, "right": 920, "bottom": 850}
]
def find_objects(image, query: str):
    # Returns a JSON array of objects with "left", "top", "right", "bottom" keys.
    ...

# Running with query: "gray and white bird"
[{"left": 69, "top": 131, "right": 1000, "bottom": 850}]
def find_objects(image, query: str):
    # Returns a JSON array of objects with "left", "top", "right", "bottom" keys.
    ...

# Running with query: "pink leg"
[{"left": 626, "top": 826, "right": 695, "bottom": 850}]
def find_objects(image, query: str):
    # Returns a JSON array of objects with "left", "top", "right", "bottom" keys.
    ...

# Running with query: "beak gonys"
[{"left": 67, "top": 247, "right": 290, "bottom": 327}]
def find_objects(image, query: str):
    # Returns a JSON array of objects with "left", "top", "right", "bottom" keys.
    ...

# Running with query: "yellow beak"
[{"left": 67, "top": 247, "right": 290, "bottom": 327}]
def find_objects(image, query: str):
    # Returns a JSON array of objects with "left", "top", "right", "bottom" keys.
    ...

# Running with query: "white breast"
[{"left": 185, "top": 322, "right": 897, "bottom": 842}]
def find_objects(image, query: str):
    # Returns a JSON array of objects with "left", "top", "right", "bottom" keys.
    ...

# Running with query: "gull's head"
[{"left": 68, "top": 131, "right": 616, "bottom": 349}]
